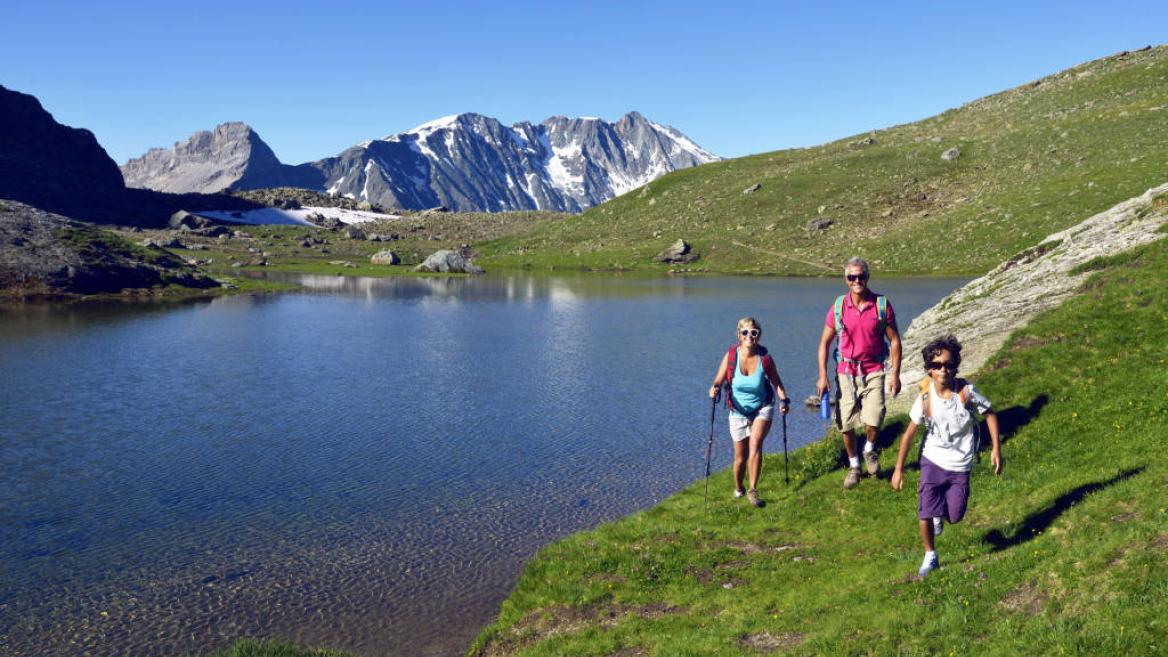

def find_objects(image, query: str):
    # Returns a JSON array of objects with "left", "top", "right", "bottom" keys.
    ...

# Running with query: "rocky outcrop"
[
  {"left": 890, "top": 182, "right": 1168, "bottom": 412},
  {"left": 0, "top": 200, "right": 219, "bottom": 297},
  {"left": 415, "top": 250, "right": 484, "bottom": 274}
]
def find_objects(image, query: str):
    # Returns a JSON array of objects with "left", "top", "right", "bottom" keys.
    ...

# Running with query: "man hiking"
[{"left": 816, "top": 256, "right": 902, "bottom": 489}]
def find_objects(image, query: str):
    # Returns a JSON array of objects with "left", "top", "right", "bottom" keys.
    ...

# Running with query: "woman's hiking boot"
[
  {"left": 932, "top": 516, "right": 944, "bottom": 537},
  {"left": 843, "top": 467, "right": 861, "bottom": 489},
  {"left": 734, "top": 488, "right": 746, "bottom": 499},
  {"left": 747, "top": 488, "right": 764, "bottom": 508},
  {"left": 864, "top": 450, "right": 880, "bottom": 476}
]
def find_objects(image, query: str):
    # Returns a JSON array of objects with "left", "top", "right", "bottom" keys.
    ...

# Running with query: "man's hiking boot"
[
  {"left": 843, "top": 467, "right": 861, "bottom": 489},
  {"left": 918, "top": 552, "right": 939, "bottom": 578},
  {"left": 932, "top": 517, "right": 944, "bottom": 537},
  {"left": 864, "top": 449, "right": 880, "bottom": 476},
  {"left": 734, "top": 488, "right": 745, "bottom": 499},
  {"left": 747, "top": 488, "right": 764, "bottom": 508}
]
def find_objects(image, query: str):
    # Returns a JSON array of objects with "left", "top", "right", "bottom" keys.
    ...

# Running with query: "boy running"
[{"left": 891, "top": 335, "right": 1002, "bottom": 578}]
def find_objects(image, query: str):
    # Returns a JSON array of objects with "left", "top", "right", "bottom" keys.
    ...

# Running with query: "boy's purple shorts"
[{"left": 918, "top": 456, "right": 970, "bottom": 523}]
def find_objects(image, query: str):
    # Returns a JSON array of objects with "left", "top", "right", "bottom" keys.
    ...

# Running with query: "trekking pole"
[
  {"left": 704, "top": 392, "right": 718, "bottom": 511},
  {"left": 782, "top": 410, "right": 790, "bottom": 486}
]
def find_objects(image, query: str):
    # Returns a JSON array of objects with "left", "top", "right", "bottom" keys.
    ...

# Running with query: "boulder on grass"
[
  {"left": 370, "top": 250, "right": 400, "bottom": 266},
  {"left": 414, "top": 249, "right": 484, "bottom": 274},
  {"left": 655, "top": 239, "right": 699, "bottom": 264},
  {"left": 169, "top": 210, "right": 214, "bottom": 230}
]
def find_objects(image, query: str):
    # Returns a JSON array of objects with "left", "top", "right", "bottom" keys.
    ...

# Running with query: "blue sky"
[{"left": 2, "top": 1, "right": 1165, "bottom": 165}]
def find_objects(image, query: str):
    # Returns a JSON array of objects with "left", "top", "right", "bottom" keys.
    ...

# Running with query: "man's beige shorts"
[{"left": 835, "top": 371, "right": 885, "bottom": 432}]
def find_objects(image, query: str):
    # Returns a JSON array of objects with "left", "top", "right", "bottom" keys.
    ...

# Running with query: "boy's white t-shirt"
[{"left": 909, "top": 380, "right": 992, "bottom": 473}]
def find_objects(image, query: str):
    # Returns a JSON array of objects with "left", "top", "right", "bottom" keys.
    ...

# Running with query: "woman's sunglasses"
[
  {"left": 928, "top": 361, "right": 958, "bottom": 371},
  {"left": 739, "top": 329, "right": 760, "bottom": 338}
]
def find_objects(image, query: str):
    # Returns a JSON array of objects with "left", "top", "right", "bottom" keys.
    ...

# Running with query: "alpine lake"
[{"left": 0, "top": 272, "right": 966, "bottom": 657}]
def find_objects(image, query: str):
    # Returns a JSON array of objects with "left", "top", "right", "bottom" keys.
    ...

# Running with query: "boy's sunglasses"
[
  {"left": 739, "top": 329, "right": 760, "bottom": 338},
  {"left": 846, "top": 274, "right": 868, "bottom": 282},
  {"left": 928, "top": 361, "right": 958, "bottom": 371}
]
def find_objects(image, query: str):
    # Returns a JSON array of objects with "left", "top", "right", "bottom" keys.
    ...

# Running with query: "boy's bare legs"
[{"left": 919, "top": 519, "right": 935, "bottom": 552}]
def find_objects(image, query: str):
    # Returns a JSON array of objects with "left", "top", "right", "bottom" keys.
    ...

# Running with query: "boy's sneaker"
[
  {"left": 747, "top": 488, "right": 764, "bottom": 508},
  {"left": 843, "top": 467, "right": 861, "bottom": 489},
  {"left": 733, "top": 488, "right": 745, "bottom": 499},
  {"left": 932, "top": 517, "right": 944, "bottom": 537},
  {"left": 864, "top": 450, "right": 880, "bottom": 476},
  {"left": 918, "top": 552, "right": 939, "bottom": 578}
]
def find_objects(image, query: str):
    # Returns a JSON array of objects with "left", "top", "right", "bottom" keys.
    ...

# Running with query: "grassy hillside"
[
  {"left": 475, "top": 45, "right": 1168, "bottom": 275},
  {"left": 467, "top": 228, "right": 1168, "bottom": 656}
]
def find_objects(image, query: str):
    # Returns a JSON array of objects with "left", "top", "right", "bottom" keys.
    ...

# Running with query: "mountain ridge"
[{"left": 120, "top": 112, "right": 719, "bottom": 213}]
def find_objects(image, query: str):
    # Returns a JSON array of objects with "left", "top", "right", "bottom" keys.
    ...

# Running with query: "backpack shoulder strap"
[
  {"left": 956, "top": 379, "right": 972, "bottom": 407},
  {"left": 919, "top": 378, "right": 932, "bottom": 421},
  {"left": 724, "top": 345, "right": 738, "bottom": 410},
  {"left": 833, "top": 295, "right": 846, "bottom": 334},
  {"left": 876, "top": 295, "right": 887, "bottom": 326}
]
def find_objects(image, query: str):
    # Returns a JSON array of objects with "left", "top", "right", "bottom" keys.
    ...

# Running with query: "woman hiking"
[{"left": 708, "top": 317, "right": 791, "bottom": 508}]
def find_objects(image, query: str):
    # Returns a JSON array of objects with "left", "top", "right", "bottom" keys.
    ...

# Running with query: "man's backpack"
[
  {"left": 832, "top": 293, "right": 889, "bottom": 369},
  {"left": 724, "top": 345, "right": 775, "bottom": 415}
]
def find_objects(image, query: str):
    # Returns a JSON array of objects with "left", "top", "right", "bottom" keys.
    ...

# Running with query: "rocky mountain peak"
[{"left": 120, "top": 122, "right": 308, "bottom": 194}]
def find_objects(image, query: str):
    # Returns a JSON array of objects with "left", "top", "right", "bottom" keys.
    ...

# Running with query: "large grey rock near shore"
[
  {"left": 889, "top": 181, "right": 1168, "bottom": 413},
  {"left": 655, "top": 239, "right": 699, "bottom": 263},
  {"left": 414, "top": 250, "right": 484, "bottom": 274}
]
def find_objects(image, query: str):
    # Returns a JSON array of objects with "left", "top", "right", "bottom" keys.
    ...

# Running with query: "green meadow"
[{"left": 474, "top": 46, "right": 1168, "bottom": 276}]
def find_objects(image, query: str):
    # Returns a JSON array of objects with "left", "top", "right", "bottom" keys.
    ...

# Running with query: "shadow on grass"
[
  {"left": 982, "top": 466, "right": 1145, "bottom": 552},
  {"left": 989, "top": 394, "right": 1050, "bottom": 448}
]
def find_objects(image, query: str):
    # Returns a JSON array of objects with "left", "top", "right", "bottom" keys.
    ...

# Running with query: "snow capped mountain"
[
  {"left": 318, "top": 111, "right": 719, "bottom": 212},
  {"left": 121, "top": 112, "right": 719, "bottom": 212}
]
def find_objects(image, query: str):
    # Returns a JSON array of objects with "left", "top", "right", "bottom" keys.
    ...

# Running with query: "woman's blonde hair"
[{"left": 736, "top": 316, "right": 761, "bottom": 333}]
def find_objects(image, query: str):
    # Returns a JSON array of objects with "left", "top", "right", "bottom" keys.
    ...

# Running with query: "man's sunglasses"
[
  {"left": 846, "top": 274, "right": 869, "bottom": 282},
  {"left": 739, "top": 329, "right": 760, "bottom": 338},
  {"left": 928, "top": 361, "right": 958, "bottom": 371}
]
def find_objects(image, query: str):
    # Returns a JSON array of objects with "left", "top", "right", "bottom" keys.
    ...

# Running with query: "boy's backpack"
[
  {"left": 724, "top": 345, "right": 775, "bottom": 415},
  {"left": 832, "top": 293, "right": 889, "bottom": 369},
  {"left": 917, "top": 376, "right": 979, "bottom": 457}
]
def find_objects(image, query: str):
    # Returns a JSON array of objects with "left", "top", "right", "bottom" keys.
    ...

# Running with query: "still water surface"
[{"left": 0, "top": 274, "right": 964, "bottom": 657}]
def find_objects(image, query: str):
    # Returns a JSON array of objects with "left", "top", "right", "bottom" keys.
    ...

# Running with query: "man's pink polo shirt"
[{"left": 824, "top": 292, "right": 897, "bottom": 375}]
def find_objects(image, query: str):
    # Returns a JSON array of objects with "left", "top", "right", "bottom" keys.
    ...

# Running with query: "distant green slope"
[{"left": 476, "top": 45, "right": 1168, "bottom": 275}]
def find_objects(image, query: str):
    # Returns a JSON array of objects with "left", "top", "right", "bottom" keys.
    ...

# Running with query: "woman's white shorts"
[{"left": 728, "top": 404, "right": 774, "bottom": 442}]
